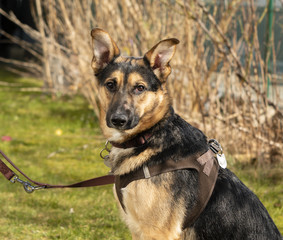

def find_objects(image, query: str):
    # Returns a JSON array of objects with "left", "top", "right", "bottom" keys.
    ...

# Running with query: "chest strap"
[{"left": 115, "top": 149, "right": 219, "bottom": 230}]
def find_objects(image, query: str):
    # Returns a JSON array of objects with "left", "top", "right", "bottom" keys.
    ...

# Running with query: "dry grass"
[{"left": 0, "top": 0, "right": 282, "bottom": 164}]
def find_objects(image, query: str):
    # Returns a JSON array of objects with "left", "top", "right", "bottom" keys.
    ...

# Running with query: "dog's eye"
[
  {"left": 133, "top": 85, "right": 146, "bottom": 94},
  {"left": 105, "top": 80, "right": 117, "bottom": 91}
]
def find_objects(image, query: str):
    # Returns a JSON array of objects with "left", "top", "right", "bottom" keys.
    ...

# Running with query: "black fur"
[
  {"left": 194, "top": 168, "right": 282, "bottom": 239},
  {"left": 143, "top": 110, "right": 282, "bottom": 239}
]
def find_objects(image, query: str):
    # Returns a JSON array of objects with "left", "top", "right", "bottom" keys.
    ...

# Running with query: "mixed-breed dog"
[{"left": 90, "top": 28, "right": 282, "bottom": 239}]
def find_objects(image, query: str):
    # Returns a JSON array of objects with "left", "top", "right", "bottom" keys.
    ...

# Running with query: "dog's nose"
[{"left": 110, "top": 114, "right": 128, "bottom": 128}]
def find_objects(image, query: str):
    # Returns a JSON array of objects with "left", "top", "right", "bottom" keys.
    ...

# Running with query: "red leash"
[{"left": 0, "top": 150, "right": 115, "bottom": 193}]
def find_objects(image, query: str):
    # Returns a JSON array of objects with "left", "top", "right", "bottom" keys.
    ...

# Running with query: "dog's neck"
[
  {"left": 110, "top": 107, "right": 175, "bottom": 149},
  {"left": 108, "top": 108, "right": 176, "bottom": 175}
]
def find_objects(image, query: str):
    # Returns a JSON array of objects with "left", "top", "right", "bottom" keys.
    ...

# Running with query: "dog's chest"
[{"left": 113, "top": 172, "right": 194, "bottom": 240}]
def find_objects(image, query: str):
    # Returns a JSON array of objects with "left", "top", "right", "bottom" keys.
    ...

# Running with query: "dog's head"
[{"left": 91, "top": 28, "right": 179, "bottom": 143}]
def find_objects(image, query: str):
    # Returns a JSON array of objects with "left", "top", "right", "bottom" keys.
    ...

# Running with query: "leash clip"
[
  {"left": 100, "top": 141, "right": 111, "bottom": 160},
  {"left": 208, "top": 139, "right": 223, "bottom": 155},
  {"left": 10, "top": 175, "right": 46, "bottom": 193},
  {"left": 208, "top": 139, "right": 227, "bottom": 169},
  {"left": 100, "top": 141, "right": 112, "bottom": 168}
]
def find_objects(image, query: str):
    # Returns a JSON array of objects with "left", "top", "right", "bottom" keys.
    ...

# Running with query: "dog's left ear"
[
  {"left": 144, "top": 38, "right": 179, "bottom": 81},
  {"left": 91, "top": 28, "right": 120, "bottom": 74}
]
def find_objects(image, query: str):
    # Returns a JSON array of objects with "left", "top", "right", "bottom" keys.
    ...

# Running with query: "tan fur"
[
  {"left": 127, "top": 72, "right": 148, "bottom": 88},
  {"left": 114, "top": 172, "right": 194, "bottom": 240},
  {"left": 110, "top": 145, "right": 163, "bottom": 175},
  {"left": 98, "top": 70, "right": 124, "bottom": 106}
]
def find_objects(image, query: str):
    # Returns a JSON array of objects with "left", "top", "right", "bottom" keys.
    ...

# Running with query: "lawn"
[
  {"left": 0, "top": 69, "right": 130, "bottom": 239},
  {"left": 0, "top": 69, "right": 282, "bottom": 239}
]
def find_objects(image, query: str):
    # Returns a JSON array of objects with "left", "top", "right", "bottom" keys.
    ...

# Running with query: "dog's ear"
[
  {"left": 144, "top": 38, "right": 179, "bottom": 81},
  {"left": 91, "top": 28, "right": 120, "bottom": 74}
]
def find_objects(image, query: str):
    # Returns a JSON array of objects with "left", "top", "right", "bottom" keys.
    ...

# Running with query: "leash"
[
  {"left": 0, "top": 149, "right": 115, "bottom": 193},
  {"left": 0, "top": 132, "right": 153, "bottom": 193},
  {"left": 0, "top": 139, "right": 226, "bottom": 195}
]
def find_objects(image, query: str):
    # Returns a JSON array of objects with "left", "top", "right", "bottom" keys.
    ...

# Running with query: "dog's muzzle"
[{"left": 107, "top": 112, "right": 139, "bottom": 130}]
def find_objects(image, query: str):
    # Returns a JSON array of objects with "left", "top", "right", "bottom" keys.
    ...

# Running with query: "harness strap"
[{"left": 115, "top": 149, "right": 219, "bottom": 230}]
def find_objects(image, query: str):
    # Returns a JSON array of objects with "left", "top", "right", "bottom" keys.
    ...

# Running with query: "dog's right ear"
[{"left": 91, "top": 28, "right": 120, "bottom": 74}]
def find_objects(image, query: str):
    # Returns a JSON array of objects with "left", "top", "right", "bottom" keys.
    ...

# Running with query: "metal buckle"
[
  {"left": 10, "top": 175, "right": 46, "bottom": 193},
  {"left": 208, "top": 139, "right": 223, "bottom": 155},
  {"left": 209, "top": 139, "right": 227, "bottom": 168}
]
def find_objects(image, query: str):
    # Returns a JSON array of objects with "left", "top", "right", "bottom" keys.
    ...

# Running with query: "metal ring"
[
  {"left": 100, "top": 141, "right": 111, "bottom": 159},
  {"left": 23, "top": 182, "right": 35, "bottom": 193},
  {"left": 100, "top": 149, "right": 109, "bottom": 160}
]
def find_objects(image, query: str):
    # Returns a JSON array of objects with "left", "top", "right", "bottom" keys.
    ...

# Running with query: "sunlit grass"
[
  {"left": 230, "top": 161, "right": 283, "bottom": 233},
  {"left": 0, "top": 69, "right": 282, "bottom": 239},
  {"left": 0, "top": 69, "right": 130, "bottom": 239}
]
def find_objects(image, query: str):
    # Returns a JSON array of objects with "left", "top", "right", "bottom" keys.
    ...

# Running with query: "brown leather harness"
[
  {"left": 115, "top": 148, "right": 219, "bottom": 229},
  {"left": 0, "top": 137, "right": 220, "bottom": 229}
]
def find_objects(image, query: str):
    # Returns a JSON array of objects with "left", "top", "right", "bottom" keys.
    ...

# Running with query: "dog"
[{"left": 90, "top": 28, "right": 282, "bottom": 240}]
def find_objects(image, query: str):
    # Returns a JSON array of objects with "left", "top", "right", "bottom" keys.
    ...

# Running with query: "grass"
[
  {"left": 0, "top": 68, "right": 282, "bottom": 239},
  {"left": 0, "top": 69, "right": 130, "bottom": 239}
]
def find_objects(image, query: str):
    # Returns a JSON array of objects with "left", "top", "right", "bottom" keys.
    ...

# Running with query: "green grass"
[
  {"left": 0, "top": 69, "right": 130, "bottom": 239},
  {"left": 0, "top": 69, "right": 282, "bottom": 239}
]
